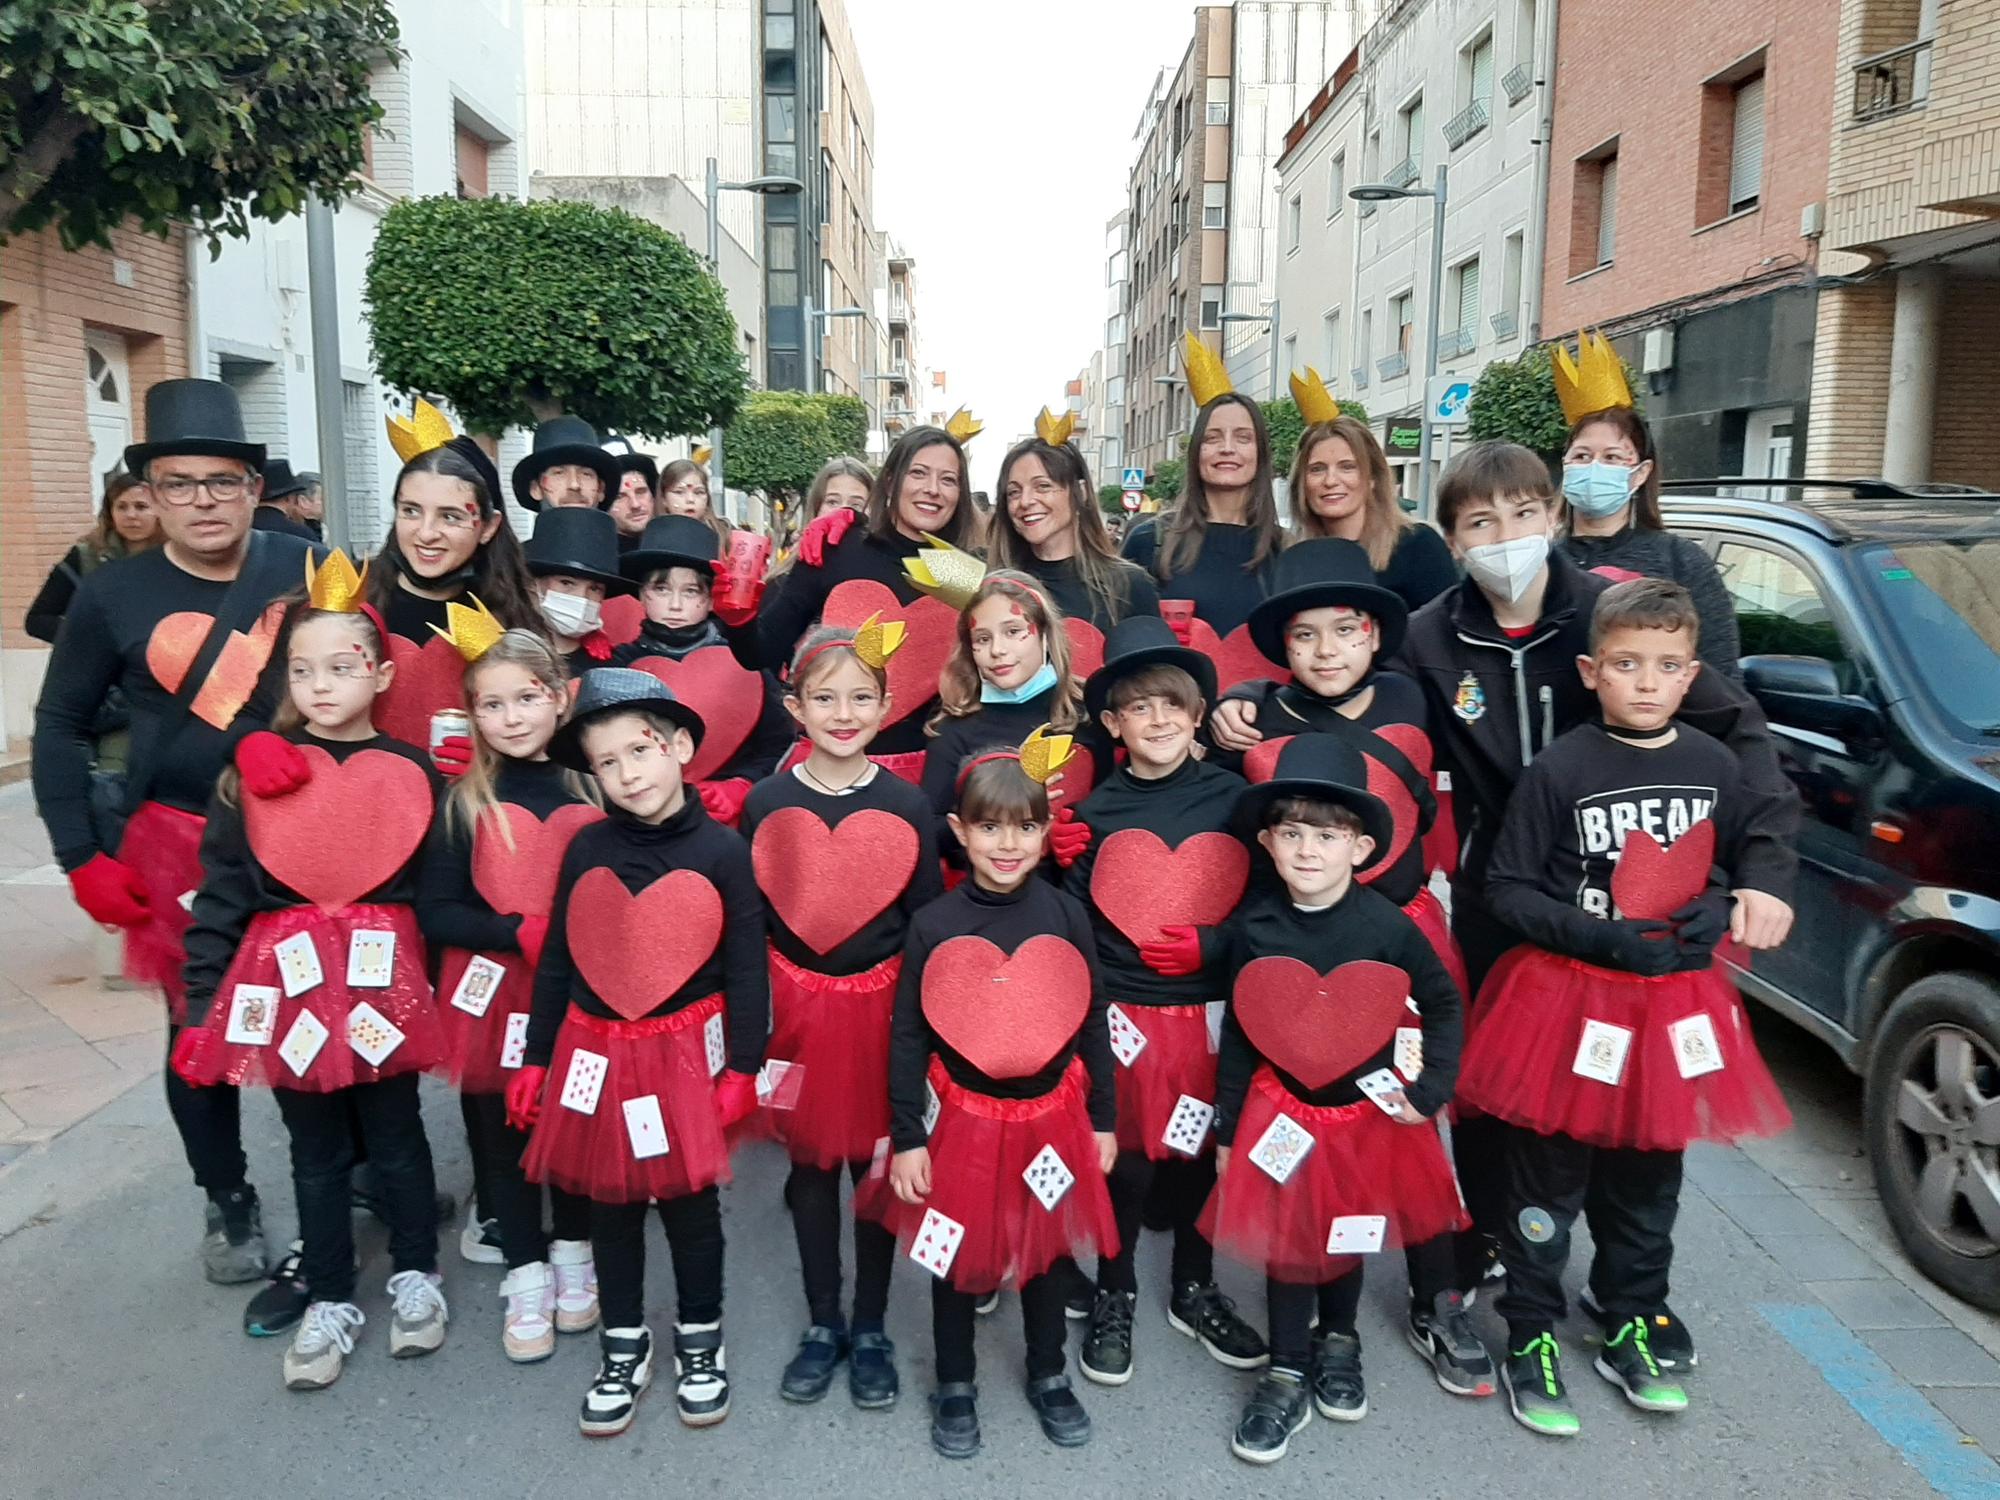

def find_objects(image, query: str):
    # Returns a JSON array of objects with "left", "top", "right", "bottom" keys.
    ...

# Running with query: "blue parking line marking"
[{"left": 1759, "top": 1303, "right": 2000, "bottom": 1500}]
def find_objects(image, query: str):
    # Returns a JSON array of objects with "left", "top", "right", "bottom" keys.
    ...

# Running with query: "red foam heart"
[
  {"left": 1064, "top": 619, "right": 1106, "bottom": 681},
  {"left": 376, "top": 633, "right": 471, "bottom": 749},
  {"left": 1186, "top": 618, "right": 1288, "bottom": 693},
  {"left": 471, "top": 803, "right": 606, "bottom": 916},
  {"left": 921, "top": 934, "right": 1092, "bottom": 1078},
  {"left": 243, "top": 745, "right": 433, "bottom": 911},
  {"left": 1373, "top": 720, "right": 1434, "bottom": 782},
  {"left": 624, "top": 645, "right": 760, "bottom": 781},
  {"left": 1243, "top": 733, "right": 1292, "bottom": 785},
  {"left": 599, "top": 595, "right": 645, "bottom": 647},
  {"left": 752, "top": 806, "right": 919, "bottom": 954},
  {"left": 146, "top": 604, "right": 287, "bottom": 731},
  {"left": 567, "top": 866, "right": 723, "bottom": 1021},
  {"left": 1091, "top": 829, "right": 1248, "bottom": 947},
  {"left": 1233, "top": 957, "right": 1411, "bottom": 1089},
  {"left": 1612, "top": 819, "right": 1718, "bottom": 920},
  {"left": 820, "top": 579, "right": 957, "bottom": 727},
  {"left": 1242, "top": 735, "right": 1417, "bottom": 885}
]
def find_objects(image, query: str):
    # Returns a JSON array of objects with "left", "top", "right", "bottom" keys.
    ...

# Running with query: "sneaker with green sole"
[
  {"left": 1595, "top": 1317, "right": 1689, "bottom": 1413},
  {"left": 1502, "top": 1332, "right": 1581, "bottom": 1438}
]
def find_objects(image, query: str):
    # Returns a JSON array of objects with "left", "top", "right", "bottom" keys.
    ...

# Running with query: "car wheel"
[{"left": 1866, "top": 971, "right": 2000, "bottom": 1312}]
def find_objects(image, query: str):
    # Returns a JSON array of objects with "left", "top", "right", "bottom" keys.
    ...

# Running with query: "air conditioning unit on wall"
[{"left": 1642, "top": 327, "right": 1676, "bottom": 375}]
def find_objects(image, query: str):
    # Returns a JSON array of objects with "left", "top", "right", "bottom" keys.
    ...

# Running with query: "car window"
[
  {"left": 1715, "top": 542, "right": 1852, "bottom": 681},
  {"left": 1861, "top": 540, "right": 2000, "bottom": 739}
]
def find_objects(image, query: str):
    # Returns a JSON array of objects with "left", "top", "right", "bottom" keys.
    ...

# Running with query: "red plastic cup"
[{"left": 719, "top": 529, "right": 771, "bottom": 611}]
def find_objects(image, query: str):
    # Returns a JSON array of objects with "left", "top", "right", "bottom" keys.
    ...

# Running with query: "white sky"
[{"left": 843, "top": 0, "right": 1201, "bottom": 488}]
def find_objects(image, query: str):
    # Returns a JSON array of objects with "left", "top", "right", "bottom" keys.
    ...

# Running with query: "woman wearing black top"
[
  {"left": 25, "top": 469, "right": 161, "bottom": 642},
  {"left": 1286, "top": 408, "right": 1457, "bottom": 614}
]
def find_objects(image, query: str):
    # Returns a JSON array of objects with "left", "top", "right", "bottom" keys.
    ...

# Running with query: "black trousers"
[
  {"left": 459, "top": 1091, "right": 591, "bottom": 1269},
  {"left": 785, "top": 1160, "right": 895, "bottom": 1329},
  {"left": 1495, "top": 1124, "right": 1682, "bottom": 1338},
  {"left": 1447, "top": 880, "right": 1522, "bottom": 1286},
  {"left": 1097, "top": 1149, "right": 1214, "bottom": 1294},
  {"left": 274, "top": 1073, "right": 438, "bottom": 1303},
  {"left": 164, "top": 1024, "right": 246, "bottom": 1194},
  {"left": 1264, "top": 1235, "right": 1456, "bottom": 1372},
  {"left": 592, "top": 1186, "right": 724, "bottom": 1331},
  {"left": 932, "top": 1264, "right": 1070, "bottom": 1385}
]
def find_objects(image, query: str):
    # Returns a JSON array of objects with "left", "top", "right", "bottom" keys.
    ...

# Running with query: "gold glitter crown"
[
  {"left": 304, "top": 549, "right": 369, "bottom": 614},
  {"left": 1035, "top": 406, "right": 1077, "bottom": 447},
  {"left": 1551, "top": 330, "right": 1634, "bottom": 427},
  {"left": 428, "top": 594, "right": 505, "bottom": 664},
  {"left": 1288, "top": 366, "right": 1342, "bottom": 427},
  {"left": 1182, "top": 332, "right": 1234, "bottom": 408},
  {"left": 693, "top": 444, "right": 713, "bottom": 466},
  {"left": 852, "top": 611, "right": 906, "bottom": 669},
  {"left": 944, "top": 406, "right": 983, "bottom": 444},
  {"left": 386, "top": 398, "right": 458, "bottom": 465},
  {"left": 1019, "top": 724, "right": 1075, "bottom": 786},
  {"left": 902, "top": 534, "right": 987, "bottom": 612}
]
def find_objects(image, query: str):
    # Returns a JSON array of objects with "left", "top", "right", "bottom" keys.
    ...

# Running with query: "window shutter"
[
  {"left": 1457, "top": 259, "right": 1481, "bottom": 331},
  {"left": 1472, "top": 39, "right": 1494, "bottom": 103},
  {"left": 1596, "top": 156, "right": 1619, "bottom": 265},
  {"left": 1730, "top": 75, "right": 1765, "bottom": 209}
]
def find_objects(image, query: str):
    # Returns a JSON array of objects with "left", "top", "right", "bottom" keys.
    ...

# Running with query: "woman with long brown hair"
[
  {"left": 1288, "top": 414, "right": 1457, "bottom": 613},
  {"left": 25, "top": 469, "right": 161, "bottom": 642},
  {"left": 659, "top": 457, "right": 731, "bottom": 546}
]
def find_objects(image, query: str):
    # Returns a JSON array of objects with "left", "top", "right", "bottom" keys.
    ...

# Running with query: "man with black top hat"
[
  {"left": 32, "top": 377, "right": 320, "bottom": 1291},
  {"left": 524, "top": 506, "right": 637, "bottom": 676},
  {"left": 599, "top": 433, "right": 661, "bottom": 551},
  {"left": 253, "top": 459, "right": 319, "bottom": 540},
  {"left": 513, "top": 416, "right": 621, "bottom": 512}
]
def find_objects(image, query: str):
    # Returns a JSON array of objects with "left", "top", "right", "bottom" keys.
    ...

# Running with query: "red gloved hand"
[
  {"left": 505, "top": 1065, "right": 548, "bottom": 1131},
  {"left": 1048, "top": 806, "right": 1093, "bottom": 869},
  {"left": 797, "top": 504, "right": 860, "bottom": 569},
  {"left": 696, "top": 778, "right": 752, "bottom": 828},
  {"left": 516, "top": 915, "right": 549, "bottom": 969},
  {"left": 235, "top": 731, "right": 311, "bottom": 797},
  {"left": 1139, "top": 923, "right": 1204, "bottom": 977},
  {"left": 432, "top": 734, "right": 474, "bottom": 778},
  {"left": 714, "top": 1069, "right": 759, "bottom": 1128},
  {"left": 170, "top": 1027, "right": 222, "bottom": 1088},
  {"left": 707, "top": 559, "right": 766, "bottom": 628},
  {"left": 69, "top": 852, "right": 149, "bottom": 928},
  {"left": 580, "top": 630, "right": 613, "bottom": 663}
]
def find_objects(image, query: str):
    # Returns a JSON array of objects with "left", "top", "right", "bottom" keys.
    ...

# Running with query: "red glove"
[
  {"left": 170, "top": 1027, "right": 222, "bottom": 1088},
  {"left": 797, "top": 504, "right": 860, "bottom": 568},
  {"left": 432, "top": 734, "right": 474, "bottom": 778},
  {"left": 69, "top": 852, "right": 150, "bottom": 928},
  {"left": 505, "top": 1065, "right": 548, "bottom": 1131},
  {"left": 580, "top": 630, "right": 613, "bottom": 663},
  {"left": 516, "top": 915, "right": 549, "bottom": 969},
  {"left": 696, "top": 778, "right": 752, "bottom": 828},
  {"left": 235, "top": 731, "right": 311, "bottom": 797},
  {"left": 1139, "top": 923, "right": 1204, "bottom": 977},
  {"left": 714, "top": 1069, "right": 759, "bottom": 1128},
  {"left": 1048, "top": 806, "right": 1093, "bottom": 869}
]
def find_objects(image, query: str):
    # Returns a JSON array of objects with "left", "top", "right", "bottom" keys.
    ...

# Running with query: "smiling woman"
[
  {"left": 988, "top": 435, "right": 1160, "bottom": 630},
  {"left": 1287, "top": 416, "right": 1457, "bottom": 614}
]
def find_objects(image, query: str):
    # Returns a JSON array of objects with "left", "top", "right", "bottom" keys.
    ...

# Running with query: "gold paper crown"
[
  {"left": 304, "top": 549, "right": 369, "bottom": 614},
  {"left": 693, "top": 445, "right": 713, "bottom": 466},
  {"left": 944, "top": 406, "right": 983, "bottom": 444},
  {"left": 1550, "top": 330, "right": 1634, "bottom": 427},
  {"left": 852, "top": 611, "right": 906, "bottom": 670},
  {"left": 386, "top": 398, "right": 458, "bottom": 465},
  {"left": 902, "top": 534, "right": 987, "bottom": 612},
  {"left": 428, "top": 594, "right": 506, "bottom": 664},
  {"left": 1182, "top": 332, "right": 1234, "bottom": 408},
  {"left": 1288, "top": 367, "right": 1342, "bottom": 427},
  {"left": 1019, "top": 723, "right": 1075, "bottom": 786},
  {"left": 1034, "top": 406, "right": 1077, "bottom": 448}
]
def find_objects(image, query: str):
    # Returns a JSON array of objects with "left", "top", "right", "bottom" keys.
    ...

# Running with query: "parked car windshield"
[{"left": 1860, "top": 539, "right": 2000, "bottom": 738}]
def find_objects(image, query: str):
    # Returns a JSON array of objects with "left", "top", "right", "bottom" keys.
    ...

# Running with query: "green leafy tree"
[
  {"left": 1468, "top": 345, "right": 1641, "bottom": 456},
  {"left": 0, "top": 0, "right": 399, "bottom": 250},
  {"left": 821, "top": 394, "right": 867, "bottom": 455},
  {"left": 1097, "top": 483, "right": 1125, "bottom": 517},
  {"left": 1145, "top": 457, "right": 1186, "bottom": 502},
  {"left": 1261, "top": 395, "right": 1372, "bottom": 470},
  {"left": 724, "top": 391, "right": 866, "bottom": 500},
  {"left": 365, "top": 195, "right": 745, "bottom": 438}
]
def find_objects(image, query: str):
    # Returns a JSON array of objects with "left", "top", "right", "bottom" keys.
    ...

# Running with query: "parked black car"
[{"left": 1661, "top": 479, "right": 2000, "bottom": 1309}]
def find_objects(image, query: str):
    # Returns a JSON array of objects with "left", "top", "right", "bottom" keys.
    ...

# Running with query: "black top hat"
[
  {"left": 124, "top": 379, "right": 266, "bottom": 475},
  {"left": 599, "top": 433, "right": 661, "bottom": 498},
  {"left": 1083, "top": 614, "right": 1218, "bottom": 720},
  {"left": 1230, "top": 733, "right": 1394, "bottom": 874},
  {"left": 1246, "top": 537, "right": 1408, "bottom": 667},
  {"left": 620, "top": 514, "right": 721, "bottom": 581},
  {"left": 259, "top": 458, "right": 308, "bottom": 503},
  {"left": 525, "top": 507, "right": 635, "bottom": 594},
  {"left": 512, "top": 417, "right": 622, "bottom": 511},
  {"left": 549, "top": 667, "right": 706, "bottom": 771}
]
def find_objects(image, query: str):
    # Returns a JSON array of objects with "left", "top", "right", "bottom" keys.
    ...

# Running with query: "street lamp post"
[
  {"left": 705, "top": 157, "right": 804, "bottom": 511},
  {"left": 1349, "top": 164, "right": 1449, "bottom": 520},
  {"left": 1151, "top": 374, "right": 1188, "bottom": 465},
  {"left": 1219, "top": 299, "right": 1282, "bottom": 400}
]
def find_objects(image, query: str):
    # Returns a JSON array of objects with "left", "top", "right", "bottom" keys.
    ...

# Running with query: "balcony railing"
[
  {"left": 1439, "top": 327, "right": 1477, "bottom": 357},
  {"left": 889, "top": 296, "right": 910, "bottom": 325},
  {"left": 1502, "top": 62, "right": 1533, "bottom": 105},
  {"left": 1387, "top": 156, "right": 1420, "bottom": 189},
  {"left": 1376, "top": 352, "right": 1410, "bottom": 379},
  {"left": 1443, "top": 100, "right": 1489, "bottom": 151},
  {"left": 1351, "top": 365, "right": 1371, "bottom": 390},
  {"left": 1853, "top": 38, "right": 1933, "bottom": 122},
  {"left": 1490, "top": 310, "right": 1519, "bottom": 340}
]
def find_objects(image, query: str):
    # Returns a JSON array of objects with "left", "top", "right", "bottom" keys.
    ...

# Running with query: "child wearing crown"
[{"left": 171, "top": 550, "right": 449, "bottom": 1392}]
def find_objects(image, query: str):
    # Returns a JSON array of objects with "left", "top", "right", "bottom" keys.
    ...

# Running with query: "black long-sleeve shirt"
[
  {"left": 740, "top": 765, "right": 943, "bottom": 974},
  {"left": 24, "top": 538, "right": 114, "bottom": 645},
  {"left": 1563, "top": 526, "right": 1742, "bottom": 679},
  {"left": 417, "top": 758, "right": 599, "bottom": 955},
  {"left": 1020, "top": 553, "right": 1163, "bottom": 631},
  {"left": 1372, "top": 523, "right": 1460, "bottom": 615},
  {"left": 1063, "top": 756, "right": 1248, "bottom": 1005},
  {"left": 1215, "top": 882, "right": 1462, "bottom": 1142},
  {"left": 181, "top": 732, "right": 440, "bottom": 1027},
  {"left": 1121, "top": 519, "right": 1275, "bottom": 636},
  {"left": 920, "top": 691, "right": 1111, "bottom": 850},
  {"left": 610, "top": 618, "right": 795, "bottom": 785},
  {"left": 524, "top": 796, "right": 769, "bottom": 1073},
  {"left": 887, "top": 879, "right": 1115, "bottom": 1151}
]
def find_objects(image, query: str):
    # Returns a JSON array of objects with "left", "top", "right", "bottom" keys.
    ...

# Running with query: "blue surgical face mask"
[
  {"left": 980, "top": 660, "right": 1060, "bottom": 705},
  {"left": 1563, "top": 461, "right": 1639, "bottom": 518}
]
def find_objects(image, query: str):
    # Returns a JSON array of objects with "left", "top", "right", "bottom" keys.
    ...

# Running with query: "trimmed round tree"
[
  {"left": 1468, "top": 345, "right": 1641, "bottom": 456},
  {"left": 723, "top": 391, "right": 868, "bottom": 507}
]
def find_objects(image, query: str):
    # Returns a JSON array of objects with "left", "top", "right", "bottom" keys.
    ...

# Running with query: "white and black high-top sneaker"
[
  {"left": 580, "top": 1326, "right": 653, "bottom": 1437},
  {"left": 673, "top": 1322, "right": 731, "bottom": 1426}
]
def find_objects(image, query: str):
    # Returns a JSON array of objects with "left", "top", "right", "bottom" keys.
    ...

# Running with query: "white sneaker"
[
  {"left": 673, "top": 1321, "right": 730, "bottom": 1427},
  {"left": 581, "top": 1326, "right": 653, "bottom": 1437},
  {"left": 283, "top": 1301, "right": 364, "bottom": 1391},
  {"left": 550, "top": 1239, "right": 599, "bottom": 1334},
  {"left": 386, "top": 1270, "right": 449, "bottom": 1358},
  {"left": 459, "top": 1203, "right": 503, "bottom": 1265},
  {"left": 500, "top": 1262, "right": 555, "bottom": 1364}
]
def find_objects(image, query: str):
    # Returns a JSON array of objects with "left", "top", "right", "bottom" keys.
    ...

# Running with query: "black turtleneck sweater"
[
  {"left": 610, "top": 617, "right": 795, "bottom": 785},
  {"left": 888, "top": 878, "right": 1115, "bottom": 1151},
  {"left": 417, "top": 758, "right": 598, "bottom": 955},
  {"left": 524, "top": 795, "right": 769, "bottom": 1072},
  {"left": 1020, "top": 553, "right": 1163, "bottom": 632},
  {"left": 1120, "top": 519, "right": 1276, "bottom": 636}
]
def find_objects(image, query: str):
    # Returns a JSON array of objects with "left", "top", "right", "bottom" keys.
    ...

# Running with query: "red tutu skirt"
[
  {"left": 778, "top": 740, "right": 926, "bottom": 786},
  {"left": 1458, "top": 945, "right": 1792, "bottom": 1152},
  {"left": 761, "top": 947, "right": 898, "bottom": 1169},
  {"left": 207, "top": 905, "right": 440, "bottom": 1092},
  {"left": 1403, "top": 886, "right": 1470, "bottom": 999},
  {"left": 862, "top": 1059, "right": 1118, "bottom": 1295},
  {"left": 1201, "top": 1068, "right": 1467, "bottom": 1284},
  {"left": 521, "top": 998, "right": 731, "bottom": 1205},
  {"left": 435, "top": 947, "right": 534, "bottom": 1094},
  {"left": 118, "top": 801, "right": 205, "bottom": 1022},
  {"left": 1109, "top": 1002, "right": 1219, "bottom": 1159}
]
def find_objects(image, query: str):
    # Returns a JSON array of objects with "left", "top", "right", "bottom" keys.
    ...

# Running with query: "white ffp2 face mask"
[
  {"left": 539, "top": 589, "right": 602, "bottom": 638},
  {"left": 1461, "top": 533, "right": 1551, "bottom": 605}
]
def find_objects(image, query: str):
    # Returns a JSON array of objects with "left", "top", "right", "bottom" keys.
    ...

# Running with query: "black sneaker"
[
  {"left": 1502, "top": 1331, "right": 1580, "bottom": 1438},
  {"left": 1406, "top": 1290, "right": 1496, "bottom": 1397},
  {"left": 779, "top": 1324, "right": 847, "bottom": 1404},
  {"left": 202, "top": 1186, "right": 269, "bottom": 1285},
  {"left": 1168, "top": 1282, "right": 1268, "bottom": 1369},
  {"left": 930, "top": 1381, "right": 981, "bottom": 1459},
  {"left": 244, "top": 1240, "right": 309, "bottom": 1337},
  {"left": 673, "top": 1322, "right": 730, "bottom": 1426},
  {"left": 1231, "top": 1370, "right": 1312, "bottom": 1464},
  {"left": 1025, "top": 1373, "right": 1092, "bottom": 1448},
  {"left": 1595, "top": 1317, "right": 1690, "bottom": 1413},
  {"left": 849, "top": 1330, "right": 899, "bottom": 1410},
  {"left": 1458, "top": 1231, "right": 1504, "bottom": 1303},
  {"left": 1580, "top": 1288, "right": 1698, "bottom": 1370},
  {"left": 580, "top": 1326, "right": 653, "bottom": 1437},
  {"left": 1080, "top": 1290, "right": 1136, "bottom": 1386},
  {"left": 1308, "top": 1331, "right": 1367, "bottom": 1421}
]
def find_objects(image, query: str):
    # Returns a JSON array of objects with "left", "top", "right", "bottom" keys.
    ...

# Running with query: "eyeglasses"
[{"left": 150, "top": 474, "right": 250, "bottom": 504}]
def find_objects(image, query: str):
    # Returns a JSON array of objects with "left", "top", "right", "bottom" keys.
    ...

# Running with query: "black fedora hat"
[
  {"left": 526, "top": 507, "right": 635, "bottom": 594},
  {"left": 124, "top": 379, "right": 266, "bottom": 474},
  {"left": 620, "top": 514, "right": 721, "bottom": 580},
  {"left": 260, "top": 458, "right": 308, "bottom": 503},
  {"left": 1083, "top": 613, "right": 1218, "bottom": 720},
  {"left": 513, "top": 416, "right": 622, "bottom": 511},
  {"left": 1230, "top": 733, "right": 1394, "bottom": 873},
  {"left": 600, "top": 432, "right": 661, "bottom": 499},
  {"left": 1246, "top": 537, "right": 1407, "bottom": 667},
  {"left": 549, "top": 667, "right": 706, "bottom": 771}
]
